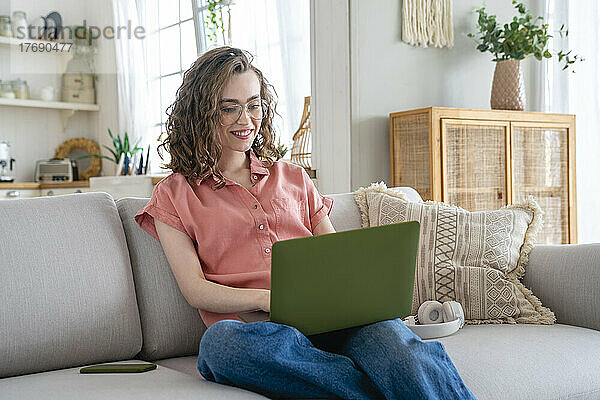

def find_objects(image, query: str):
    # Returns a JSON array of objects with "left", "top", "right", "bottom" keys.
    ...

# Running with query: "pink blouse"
[{"left": 134, "top": 150, "right": 334, "bottom": 327}]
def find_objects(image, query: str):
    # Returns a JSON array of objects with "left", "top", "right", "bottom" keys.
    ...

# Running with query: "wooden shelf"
[
  {"left": 0, "top": 98, "right": 99, "bottom": 111},
  {"left": 0, "top": 98, "right": 99, "bottom": 130},
  {"left": 0, "top": 37, "right": 98, "bottom": 131}
]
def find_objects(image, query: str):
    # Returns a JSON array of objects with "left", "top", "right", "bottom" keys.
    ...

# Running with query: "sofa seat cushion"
[
  {"left": 155, "top": 356, "right": 200, "bottom": 378},
  {"left": 428, "top": 323, "right": 600, "bottom": 399},
  {"left": 156, "top": 324, "right": 600, "bottom": 400},
  {"left": 0, "top": 360, "right": 266, "bottom": 400}
]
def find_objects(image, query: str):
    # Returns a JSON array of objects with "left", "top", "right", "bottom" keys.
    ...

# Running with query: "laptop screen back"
[{"left": 270, "top": 221, "right": 420, "bottom": 335}]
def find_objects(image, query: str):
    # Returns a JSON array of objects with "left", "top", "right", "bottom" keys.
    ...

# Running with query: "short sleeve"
[
  {"left": 134, "top": 177, "right": 188, "bottom": 242},
  {"left": 301, "top": 168, "right": 334, "bottom": 231}
]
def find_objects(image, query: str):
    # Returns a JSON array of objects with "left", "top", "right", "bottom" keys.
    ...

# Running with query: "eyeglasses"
[{"left": 219, "top": 99, "right": 267, "bottom": 126}]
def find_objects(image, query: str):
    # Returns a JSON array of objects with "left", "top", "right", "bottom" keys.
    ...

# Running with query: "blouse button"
[
  {"left": 265, "top": 248, "right": 271, "bottom": 254},
  {"left": 259, "top": 224, "right": 264, "bottom": 230}
]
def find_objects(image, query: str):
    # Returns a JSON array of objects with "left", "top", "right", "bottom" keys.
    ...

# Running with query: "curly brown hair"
[{"left": 157, "top": 46, "right": 281, "bottom": 190}]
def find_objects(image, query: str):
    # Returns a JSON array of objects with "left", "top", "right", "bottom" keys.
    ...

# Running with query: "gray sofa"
[{"left": 1, "top": 189, "right": 599, "bottom": 400}]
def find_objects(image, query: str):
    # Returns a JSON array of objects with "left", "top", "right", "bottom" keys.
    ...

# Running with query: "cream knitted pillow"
[{"left": 354, "top": 182, "right": 556, "bottom": 325}]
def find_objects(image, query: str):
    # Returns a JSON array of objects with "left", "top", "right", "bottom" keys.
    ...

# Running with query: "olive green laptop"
[{"left": 237, "top": 221, "right": 420, "bottom": 336}]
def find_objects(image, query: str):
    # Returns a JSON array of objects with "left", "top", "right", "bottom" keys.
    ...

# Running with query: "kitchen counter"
[
  {"left": 0, "top": 176, "right": 168, "bottom": 189},
  {"left": 0, "top": 181, "right": 89, "bottom": 189}
]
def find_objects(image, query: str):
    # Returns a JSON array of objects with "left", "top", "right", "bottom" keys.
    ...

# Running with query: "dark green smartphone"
[{"left": 80, "top": 363, "right": 157, "bottom": 374}]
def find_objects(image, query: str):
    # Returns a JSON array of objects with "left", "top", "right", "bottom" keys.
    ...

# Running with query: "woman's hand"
[{"left": 259, "top": 289, "right": 271, "bottom": 313}]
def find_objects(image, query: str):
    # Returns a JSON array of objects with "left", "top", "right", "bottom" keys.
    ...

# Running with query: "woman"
[{"left": 134, "top": 46, "right": 476, "bottom": 400}]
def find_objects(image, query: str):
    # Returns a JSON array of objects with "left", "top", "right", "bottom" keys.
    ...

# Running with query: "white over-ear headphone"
[{"left": 403, "top": 300, "right": 465, "bottom": 339}]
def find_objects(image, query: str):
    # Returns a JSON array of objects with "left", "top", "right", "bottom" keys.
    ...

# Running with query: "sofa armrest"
[{"left": 523, "top": 244, "right": 600, "bottom": 332}]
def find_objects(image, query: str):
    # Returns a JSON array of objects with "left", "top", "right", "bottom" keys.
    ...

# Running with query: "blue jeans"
[{"left": 197, "top": 318, "right": 476, "bottom": 399}]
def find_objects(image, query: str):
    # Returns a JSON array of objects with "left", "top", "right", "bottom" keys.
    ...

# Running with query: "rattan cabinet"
[{"left": 389, "top": 107, "right": 576, "bottom": 244}]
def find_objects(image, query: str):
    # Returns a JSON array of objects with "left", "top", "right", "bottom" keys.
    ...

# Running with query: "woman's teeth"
[{"left": 231, "top": 129, "right": 253, "bottom": 138}]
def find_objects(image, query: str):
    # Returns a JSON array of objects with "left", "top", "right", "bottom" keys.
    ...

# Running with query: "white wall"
[
  {"left": 0, "top": 0, "right": 118, "bottom": 181},
  {"left": 349, "top": 0, "right": 542, "bottom": 190},
  {"left": 83, "top": 0, "right": 119, "bottom": 177},
  {"left": 310, "top": 0, "right": 351, "bottom": 195}
]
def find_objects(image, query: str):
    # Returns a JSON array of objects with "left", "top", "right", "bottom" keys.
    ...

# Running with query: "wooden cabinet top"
[{"left": 389, "top": 107, "right": 575, "bottom": 123}]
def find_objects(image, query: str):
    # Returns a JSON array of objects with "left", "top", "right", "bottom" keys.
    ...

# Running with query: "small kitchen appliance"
[
  {"left": 35, "top": 158, "right": 73, "bottom": 182},
  {"left": 0, "top": 141, "right": 16, "bottom": 182}
]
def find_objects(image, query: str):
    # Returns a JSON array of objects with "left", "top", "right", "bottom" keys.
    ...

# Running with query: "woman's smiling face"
[{"left": 217, "top": 70, "right": 262, "bottom": 156}]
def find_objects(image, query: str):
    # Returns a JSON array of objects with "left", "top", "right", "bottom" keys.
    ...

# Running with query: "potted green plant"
[
  {"left": 467, "top": 0, "right": 582, "bottom": 110},
  {"left": 276, "top": 140, "right": 288, "bottom": 160},
  {"left": 77, "top": 129, "right": 144, "bottom": 175},
  {"left": 204, "top": 0, "right": 234, "bottom": 45}
]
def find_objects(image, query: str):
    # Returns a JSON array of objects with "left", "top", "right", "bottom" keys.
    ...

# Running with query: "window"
[
  {"left": 145, "top": 0, "right": 310, "bottom": 173},
  {"left": 191, "top": 0, "right": 311, "bottom": 162},
  {"left": 145, "top": 0, "right": 198, "bottom": 173},
  {"left": 192, "top": 0, "right": 234, "bottom": 49}
]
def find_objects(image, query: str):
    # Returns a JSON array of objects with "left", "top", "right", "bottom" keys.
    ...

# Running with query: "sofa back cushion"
[
  {"left": 0, "top": 193, "right": 142, "bottom": 378},
  {"left": 116, "top": 197, "right": 207, "bottom": 361},
  {"left": 116, "top": 187, "right": 421, "bottom": 360},
  {"left": 329, "top": 187, "right": 422, "bottom": 232}
]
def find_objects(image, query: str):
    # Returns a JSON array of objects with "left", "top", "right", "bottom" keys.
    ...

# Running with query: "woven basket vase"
[{"left": 490, "top": 59, "right": 526, "bottom": 111}]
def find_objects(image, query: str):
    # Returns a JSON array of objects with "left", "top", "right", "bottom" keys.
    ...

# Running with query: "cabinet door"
[
  {"left": 441, "top": 119, "right": 510, "bottom": 211},
  {"left": 390, "top": 112, "right": 432, "bottom": 200},
  {"left": 0, "top": 189, "right": 41, "bottom": 200},
  {"left": 40, "top": 187, "right": 91, "bottom": 197},
  {"left": 511, "top": 122, "right": 573, "bottom": 244}
]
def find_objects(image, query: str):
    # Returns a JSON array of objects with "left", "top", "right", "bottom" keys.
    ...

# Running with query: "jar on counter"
[
  {"left": 0, "top": 80, "right": 15, "bottom": 99},
  {"left": 0, "top": 16, "right": 11, "bottom": 37},
  {"left": 10, "top": 79, "right": 29, "bottom": 99},
  {"left": 11, "top": 11, "right": 27, "bottom": 40}
]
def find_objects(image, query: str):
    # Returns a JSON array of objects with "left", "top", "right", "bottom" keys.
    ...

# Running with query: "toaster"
[{"left": 35, "top": 158, "right": 73, "bottom": 182}]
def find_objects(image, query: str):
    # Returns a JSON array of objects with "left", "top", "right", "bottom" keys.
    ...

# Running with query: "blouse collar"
[{"left": 196, "top": 149, "right": 270, "bottom": 185}]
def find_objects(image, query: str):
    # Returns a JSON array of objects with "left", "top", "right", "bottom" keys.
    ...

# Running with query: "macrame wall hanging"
[{"left": 401, "top": 0, "right": 454, "bottom": 48}]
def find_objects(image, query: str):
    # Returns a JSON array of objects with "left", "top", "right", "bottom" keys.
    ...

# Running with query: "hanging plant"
[{"left": 204, "top": 0, "right": 232, "bottom": 44}]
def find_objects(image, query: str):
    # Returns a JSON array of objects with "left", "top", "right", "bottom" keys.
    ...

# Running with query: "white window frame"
[{"left": 147, "top": 0, "right": 199, "bottom": 173}]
